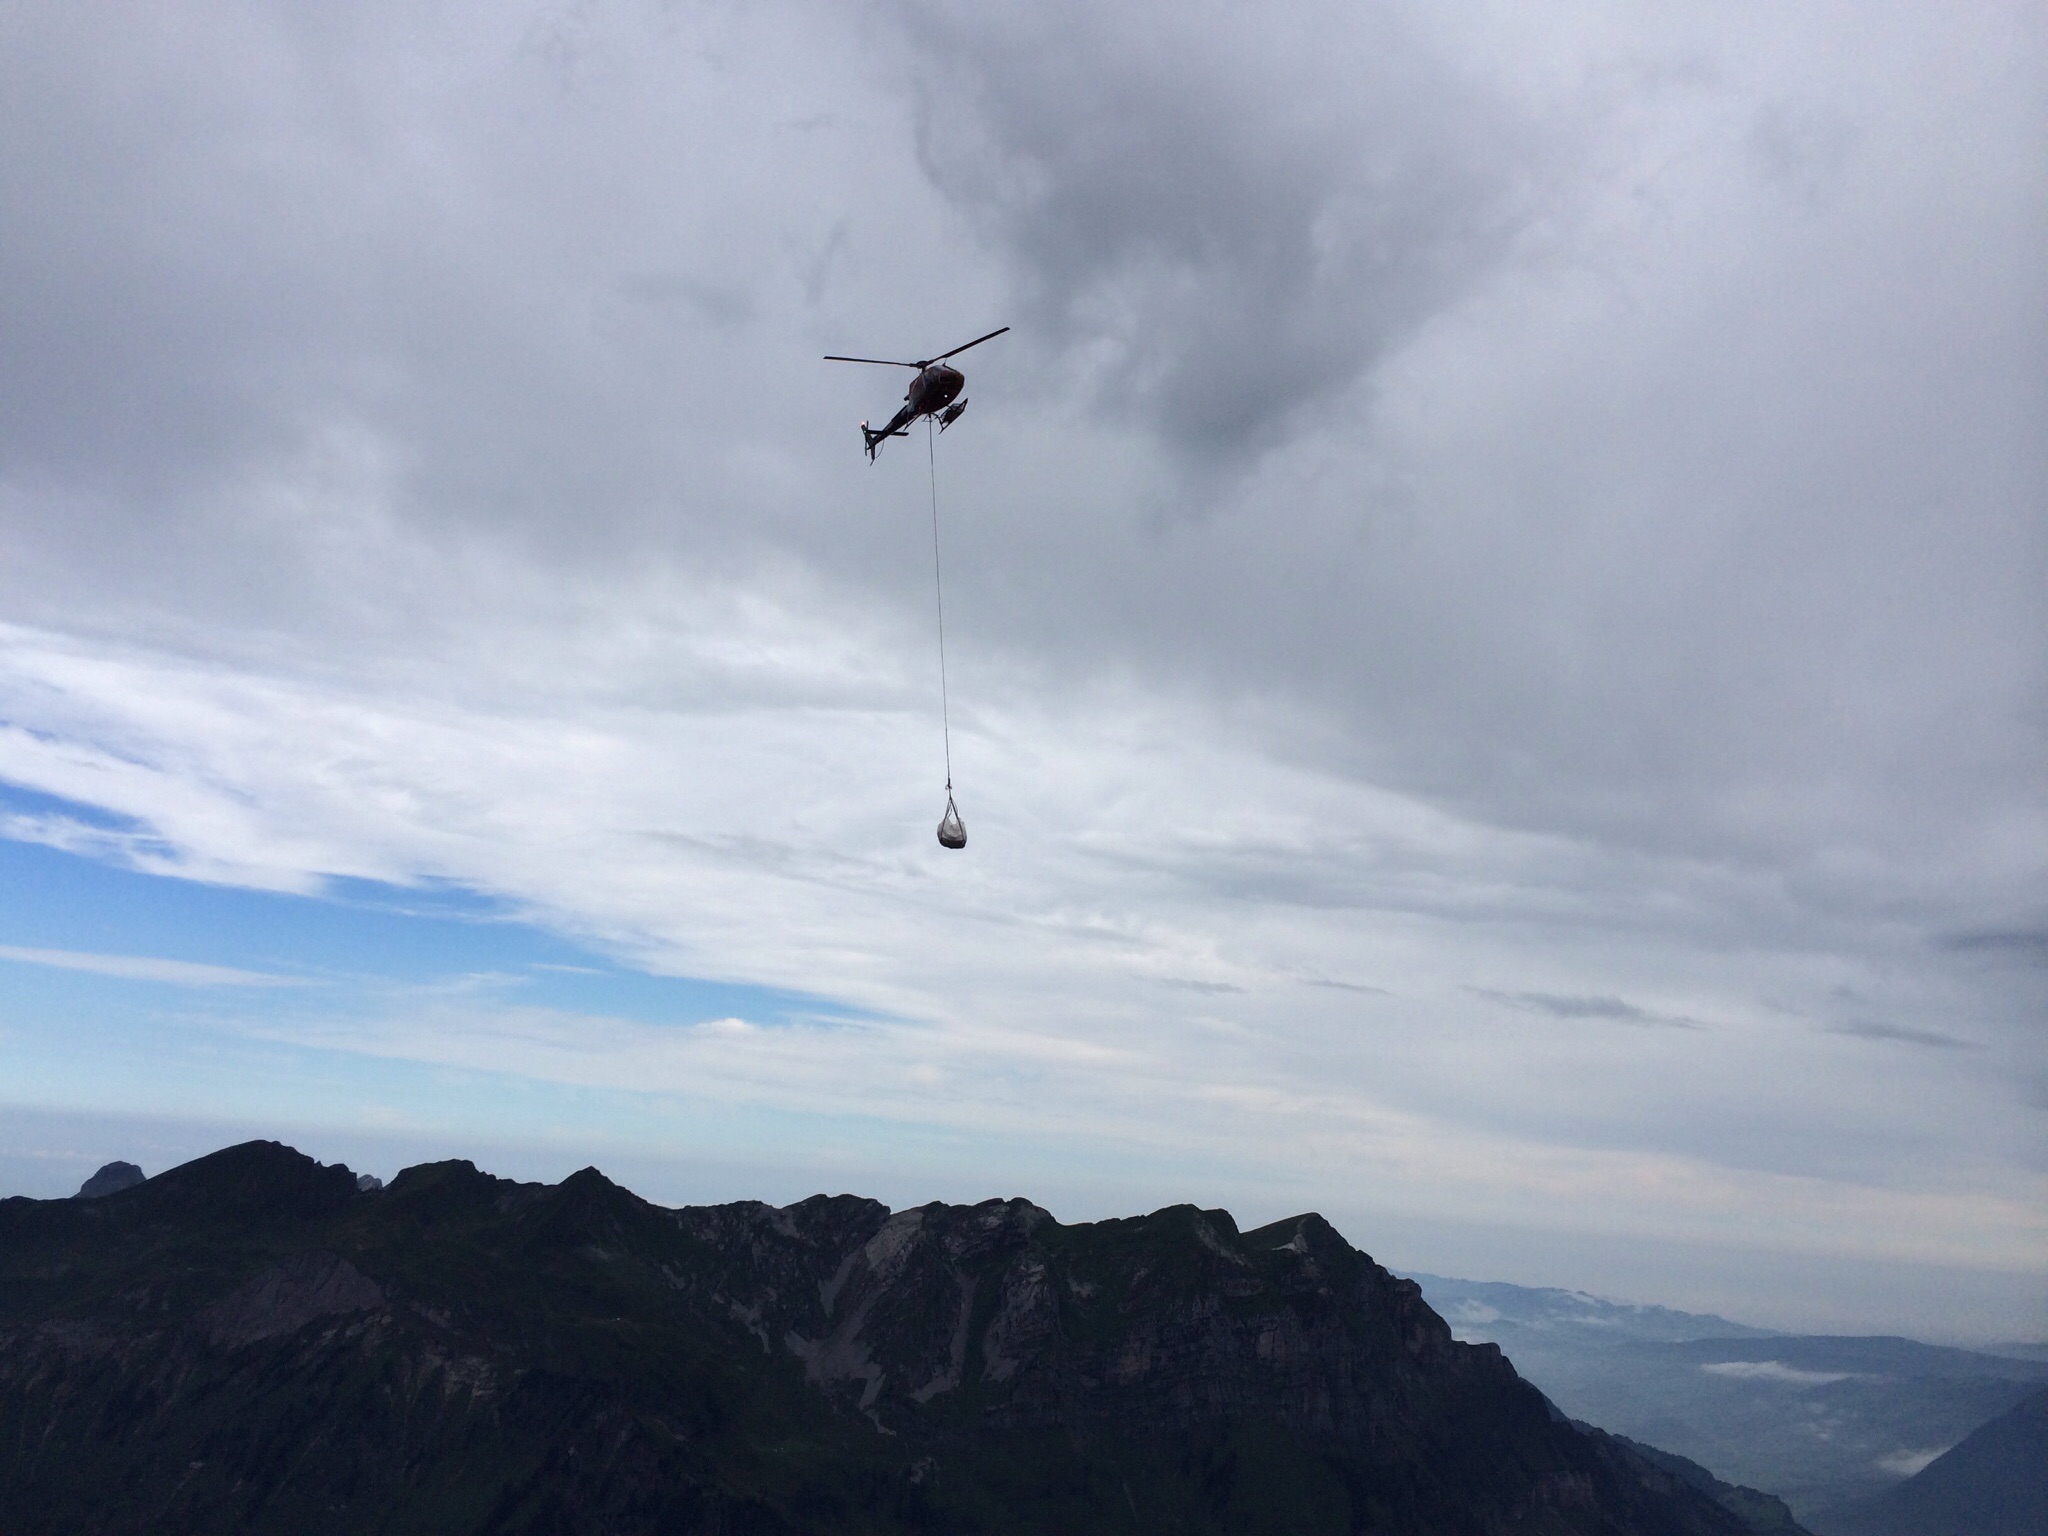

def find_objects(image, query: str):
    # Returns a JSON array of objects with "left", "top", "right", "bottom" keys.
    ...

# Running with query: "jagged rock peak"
[
  {"left": 75, "top": 1160, "right": 144, "bottom": 1199},
  {"left": 142, "top": 1139, "right": 361, "bottom": 1219}
]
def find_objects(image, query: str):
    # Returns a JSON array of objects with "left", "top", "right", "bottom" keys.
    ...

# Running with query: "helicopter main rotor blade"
[
  {"left": 927, "top": 326, "right": 1010, "bottom": 365},
  {"left": 824, "top": 354, "right": 921, "bottom": 367}
]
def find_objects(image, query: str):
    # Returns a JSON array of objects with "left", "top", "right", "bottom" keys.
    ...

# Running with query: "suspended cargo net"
[
  {"left": 937, "top": 791, "right": 966, "bottom": 849},
  {"left": 928, "top": 421, "right": 965, "bottom": 850},
  {"left": 927, "top": 423, "right": 965, "bottom": 848}
]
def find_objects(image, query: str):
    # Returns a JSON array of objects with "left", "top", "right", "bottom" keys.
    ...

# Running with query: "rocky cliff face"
[{"left": 0, "top": 1141, "right": 1751, "bottom": 1535}]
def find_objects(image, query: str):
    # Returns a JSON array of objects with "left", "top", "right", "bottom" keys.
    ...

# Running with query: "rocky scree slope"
[{"left": 0, "top": 1141, "right": 1754, "bottom": 1535}]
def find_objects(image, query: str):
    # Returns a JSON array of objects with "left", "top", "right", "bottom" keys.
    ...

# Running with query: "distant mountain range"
[
  {"left": 1986, "top": 1340, "right": 2048, "bottom": 1362},
  {"left": 1404, "top": 1273, "right": 1777, "bottom": 1346},
  {"left": 0, "top": 1142, "right": 1757, "bottom": 1535},
  {"left": 1405, "top": 1272, "right": 2048, "bottom": 1524}
]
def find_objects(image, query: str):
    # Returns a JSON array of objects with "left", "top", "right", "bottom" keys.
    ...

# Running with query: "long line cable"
[{"left": 926, "top": 417, "right": 954, "bottom": 792}]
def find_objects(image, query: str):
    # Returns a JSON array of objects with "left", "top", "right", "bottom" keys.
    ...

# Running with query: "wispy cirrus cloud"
[
  {"left": 0, "top": 944, "right": 305, "bottom": 988},
  {"left": 1827, "top": 1020, "right": 1980, "bottom": 1052},
  {"left": 1470, "top": 989, "right": 1703, "bottom": 1030}
]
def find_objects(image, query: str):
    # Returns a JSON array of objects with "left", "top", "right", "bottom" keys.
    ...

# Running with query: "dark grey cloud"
[
  {"left": 1471, "top": 988, "right": 1702, "bottom": 1029},
  {"left": 897, "top": 1, "right": 1532, "bottom": 462}
]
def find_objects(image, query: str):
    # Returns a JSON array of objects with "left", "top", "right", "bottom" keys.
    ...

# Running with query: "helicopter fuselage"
[
  {"left": 905, "top": 363, "right": 965, "bottom": 418},
  {"left": 826, "top": 325, "right": 1005, "bottom": 462},
  {"left": 862, "top": 365, "right": 966, "bottom": 460}
]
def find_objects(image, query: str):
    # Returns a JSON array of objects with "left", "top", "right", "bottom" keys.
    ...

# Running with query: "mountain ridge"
[
  {"left": 0, "top": 1139, "right": 1756, "bottom": 1535},
  {"left": 1400, "top": 1273, "right": 1774, "bottom": 1346}
]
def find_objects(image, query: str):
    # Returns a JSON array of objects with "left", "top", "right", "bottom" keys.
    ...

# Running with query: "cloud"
[
  {"left": 1942, "top": 930, "right": 2048, "bottom": 966},
  {"left": 899, "top": 0, "right": 1534, "bottom": 464},
  {"left": 1827, "top": 1020, "right": 1980, "bottom": 1052},
  {"left": 1472, "top": 989, "right": 1702, "bottom": 1029},
  {"left": 1700, "top": 1360, "right": 1855, "bottom": 1387},
  {"left": 1876, "top": 1447, "right": 1948, "bottom": 1478},
  {"left": 0, "top": 944, "right": 303, "bottom": 988},
  {"left": 0, "top": 0, "right": 2041, "bottom": 1334}
]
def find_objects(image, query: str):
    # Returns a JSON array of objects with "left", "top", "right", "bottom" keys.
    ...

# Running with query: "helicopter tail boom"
[{"left": 862, "top": 420, "right": 911, "bottom": 462}]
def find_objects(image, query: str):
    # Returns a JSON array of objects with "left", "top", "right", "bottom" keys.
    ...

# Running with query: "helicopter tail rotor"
[{"left": 862, "top": 420, "right": 910, "bottom": 461}]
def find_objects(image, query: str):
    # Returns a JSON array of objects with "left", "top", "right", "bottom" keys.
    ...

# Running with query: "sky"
[{"left": 0, "top": 1, "right": 2042, "bottom": 1342}]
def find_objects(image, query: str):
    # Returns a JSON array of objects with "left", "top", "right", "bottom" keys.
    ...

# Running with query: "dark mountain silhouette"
[
  {"left": 74, "top": 1159, "right": 144, "bottom": 1198},
  {"left": 1811, "top": 1383, "right": 2048, "bottom": 1536},
  {"left": 0, "top": 1141, "right": 1762, "bottom": 1534}
]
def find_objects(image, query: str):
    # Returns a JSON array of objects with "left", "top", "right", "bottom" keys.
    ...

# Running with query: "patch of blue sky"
[
  {"left": 0, "top": 808, "right": 856, "bottom": 1032},
  {"left": 0, "top": 779, "right": 181, "bottom": 865},
  {"left": 0, "top": 781, "right": 153, "bottom": 834}
]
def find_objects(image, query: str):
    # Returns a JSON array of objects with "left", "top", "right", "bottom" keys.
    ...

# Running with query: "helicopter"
[{"left": 824, "top": 326, "right": 1008, "bottom": 461}]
